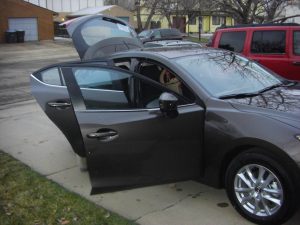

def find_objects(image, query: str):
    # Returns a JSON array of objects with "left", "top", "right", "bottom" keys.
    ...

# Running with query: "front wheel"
[{"left": 225, "top": 151, "right": 298, "bottom": 225}]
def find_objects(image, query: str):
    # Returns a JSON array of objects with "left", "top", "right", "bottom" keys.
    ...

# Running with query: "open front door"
[
  {"left": 61, "top": 65, "right": 204, "bottom": 194},
  {"left": 66, "top": 15, "right": 143, "bottom": 60}
]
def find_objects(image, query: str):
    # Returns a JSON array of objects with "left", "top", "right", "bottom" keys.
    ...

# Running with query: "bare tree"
[
  {"left": 214, "top": 0, "right": 289, "bottom": 24},
  {"left": 258, "top": 0, "right": 289, "bottom": 22},
  {"left": 104, "top": 0, "right": 161, "bottom": 32}
]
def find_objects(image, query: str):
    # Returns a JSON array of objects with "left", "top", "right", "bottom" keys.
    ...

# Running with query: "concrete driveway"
[{"left": 0, "top": 41, "right": 299, "bottom": 225}]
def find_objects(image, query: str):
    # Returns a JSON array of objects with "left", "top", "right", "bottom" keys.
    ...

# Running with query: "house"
[
  {"left": 0, "top": 0, "right": 56, "bottom": 43},
  {"left": 145, "top": 13, "right": 234, "bottom": 34},
  {"left": 135, "top": 7, "right": 234, "bottom": 34}
]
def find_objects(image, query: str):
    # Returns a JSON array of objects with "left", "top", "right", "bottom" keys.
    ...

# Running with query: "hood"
[{"left": 228, "top": 84, "right": 300, "bottom": 129}]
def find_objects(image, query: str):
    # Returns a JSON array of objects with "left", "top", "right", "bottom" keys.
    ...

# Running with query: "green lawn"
[
  {"left": 0, "top": 151, "right": 134, "bottom": 225},
  {"left": 185, "top": 36, "right": 209, "bottom": 44}
]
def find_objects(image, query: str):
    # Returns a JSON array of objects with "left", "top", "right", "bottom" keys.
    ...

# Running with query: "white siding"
[
  {"left": 24, "top": 0, "right": 104, "bottom": 12},
  {"left": 62, "top": 0, "right": 71, "bottom": 12},
  {"left": 79, "top": 0, "right": 88, "bottom": 9}
]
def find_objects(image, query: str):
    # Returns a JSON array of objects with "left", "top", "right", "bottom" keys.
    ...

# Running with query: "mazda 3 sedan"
[{"left": 30, "top": 15, "right": 300, "bottom": 225}]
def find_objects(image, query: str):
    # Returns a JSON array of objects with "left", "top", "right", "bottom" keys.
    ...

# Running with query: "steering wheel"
[{"left": 159, "top": 69, "right": 182, "bottom": 94}]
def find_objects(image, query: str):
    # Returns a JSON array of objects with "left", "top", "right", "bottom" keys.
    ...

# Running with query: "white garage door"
[{"left": 8, "top": 18, "right": 38, "bottom": 41}]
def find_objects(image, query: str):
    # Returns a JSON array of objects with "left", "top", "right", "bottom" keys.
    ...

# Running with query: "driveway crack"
[
  {"left": 134, "top": 191, "right": 202, "bottom": 222},
  {"left": 45, "top": 165, "right": 78, "bottom": 177}
]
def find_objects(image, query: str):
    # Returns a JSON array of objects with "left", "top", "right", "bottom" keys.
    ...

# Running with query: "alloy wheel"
[{"left": 234, "top": 164, "right": 283, "bottom": 217}]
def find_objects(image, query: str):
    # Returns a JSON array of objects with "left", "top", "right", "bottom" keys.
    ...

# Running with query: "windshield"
[
  {"left": 176, "top": 52, "right": 282, "bottom": 97},
  {"left": 138, "top": 30, "right": 151, "bottom": 38}
]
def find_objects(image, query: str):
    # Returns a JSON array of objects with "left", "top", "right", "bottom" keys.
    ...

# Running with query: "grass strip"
[{"left": 0, "top": 151, "right": 135, "bottom": 225}]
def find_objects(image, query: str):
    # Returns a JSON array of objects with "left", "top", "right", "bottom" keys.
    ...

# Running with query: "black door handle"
[
  {"left": 48, "top": 102, "right": 71, "bottom": 109},
  {"left": 293, "top": 61, "right": 300, "bottom": 66},
  {"left": 87, "top": 129, "right": 119, "bottom": 142}
]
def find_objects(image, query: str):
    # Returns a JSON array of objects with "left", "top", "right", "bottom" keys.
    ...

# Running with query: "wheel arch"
[{"left": 219, "top": 138, "right": 300, "bottom": 189}]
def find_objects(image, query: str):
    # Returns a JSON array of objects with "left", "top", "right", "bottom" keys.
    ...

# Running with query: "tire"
[{"left": 225, "top": 150, "right": 298, "bottom": 225}]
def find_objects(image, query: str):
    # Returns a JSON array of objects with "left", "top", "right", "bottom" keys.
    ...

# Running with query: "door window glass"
[
  {"left": 40, "top": 67, "right": 64, "bottom": 86},
  {"left": 138, "top": 79, "right": 188, "bottom": 109},
  {"left": 81, "top": 18, "right": 137, "bottom": 46},
  {"left": 251, "top": 31, "right": 286, "bottom": 54},
  {"left": 73, "top": 68, "right": 132, "bottom": 109},
  {"left": 294, "top": 31, "right": 300, "bottom": 55},
  {"left": 218, "top": 31, "right": 246, "bottom": 53}
]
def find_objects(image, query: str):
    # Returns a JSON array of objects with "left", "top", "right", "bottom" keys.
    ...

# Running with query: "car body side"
[{"left": 34, "top": 49, "right": 300, "bottom": 190}]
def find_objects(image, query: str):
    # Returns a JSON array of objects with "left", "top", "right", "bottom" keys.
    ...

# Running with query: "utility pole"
[{"left": 198, "top": 0, "right": 202, "bottom": 41}]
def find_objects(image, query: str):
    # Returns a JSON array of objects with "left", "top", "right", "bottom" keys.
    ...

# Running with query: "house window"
[
  {"left": 150, "top": 21, "right": 161, "bottom": 29},
  {"left": 220, "top": 17, "right": 225, "bottom": 25},
  {"left": 189, "top": 15, "right": 196, "bottom": 25},
  {"left": 212, "top": 16, "right": 220, "bottom": 25}
]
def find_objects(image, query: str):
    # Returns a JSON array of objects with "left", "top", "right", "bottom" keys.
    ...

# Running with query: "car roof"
[
  {"left": 113, "top": 46, "right": 221, "bottom": 59},
  {"left": 149, "top": 28, "right": 179, "bottom": 32},
  {"left": 216, "top": 23, "right": 300, "bottom": 32},
  {"left": 145, "top": 40, "right": 201, "bottom": 46}
]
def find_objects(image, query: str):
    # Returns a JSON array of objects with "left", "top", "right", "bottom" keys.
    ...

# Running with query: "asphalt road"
[{"left": 0, "top": 39, "right": 78, "bottom": 106}]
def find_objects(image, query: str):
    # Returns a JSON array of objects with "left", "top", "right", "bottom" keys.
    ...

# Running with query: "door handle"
[
  {"left": 87, "top": 129, "right": 119, "bottom": 142},
  {"left": 48, "top": 102, "right": 71, "bottom": 109},
  {"left": 293, "top": 61, "right": 300, "bottom": 66}
]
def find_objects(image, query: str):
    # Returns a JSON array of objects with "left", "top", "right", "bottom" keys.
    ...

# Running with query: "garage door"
[{"left": 8, "top": 18, "right": 38, "bottom": 41}]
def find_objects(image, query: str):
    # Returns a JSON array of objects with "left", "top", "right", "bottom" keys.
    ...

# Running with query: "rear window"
[
  {"left": 251, "top": 31, "right": 286, "bottom": 54},
  {"left": 294, "top": 31, "right": 300, "bottom": 55},
  {"left": 218, "top": 31, "right": 246, "bottom": 53},
  {"left": 81, "top": 18, "right": 136, "bottom": 46}
]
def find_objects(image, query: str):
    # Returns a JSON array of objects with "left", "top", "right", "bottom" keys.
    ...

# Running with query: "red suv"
[{"left": 209, "top": 24, "right": 300, "bottom": 80}]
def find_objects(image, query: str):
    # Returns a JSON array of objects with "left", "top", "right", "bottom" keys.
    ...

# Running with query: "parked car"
[
  {"left": 138, "top": 28, "right": 183, "bottom": 43},
  {"left": 31, "top": 15, "right": 300, "bottom": 225},
  {"left": 208, "top": 24, "right": 300, "bottom": 80},
  {"left": 144, "top": 40, "right": 202, "bottom": 48}
]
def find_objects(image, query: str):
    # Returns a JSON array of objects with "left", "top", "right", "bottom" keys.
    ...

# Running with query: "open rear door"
[{"left": 65, "top": 15, "right": 143, "bottom": 60}]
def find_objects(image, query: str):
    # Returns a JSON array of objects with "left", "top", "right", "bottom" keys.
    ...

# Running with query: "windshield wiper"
[
  {"left": 258, "top": 81, "right": 297, "bottom": 94},
  {"left": 219, "top": 92, "right": 260, "bottom": 99},
  {"left": 219, "top": 81, "right": 298, "bottom": 100}
]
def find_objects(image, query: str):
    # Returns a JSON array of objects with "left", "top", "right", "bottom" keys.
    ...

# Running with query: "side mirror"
[
  {"left": 159, "top": 92, "right": 178, "bottom": 118},
  {"left": 150, "top": 35, "right": 155, "bottom": 40}
]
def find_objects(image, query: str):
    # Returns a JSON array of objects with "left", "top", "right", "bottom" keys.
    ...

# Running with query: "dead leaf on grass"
[
  {"left": 104, "top": 212, "right": 110, "bottom": 218},
  {"left": 58, "top": 218, "right": 70, "bottom": 225}
]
